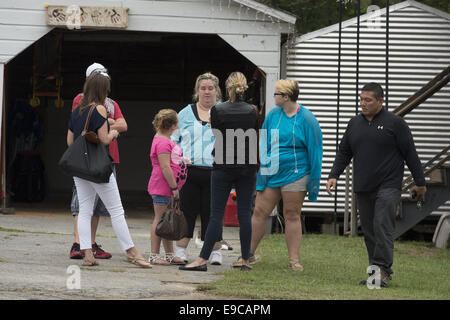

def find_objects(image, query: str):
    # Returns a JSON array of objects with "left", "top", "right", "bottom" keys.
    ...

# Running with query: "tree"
[{"left": 257, "top": 0, "right": 450, "bottom": 35}]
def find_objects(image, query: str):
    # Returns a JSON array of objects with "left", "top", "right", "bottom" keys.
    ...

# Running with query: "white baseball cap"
[{"left": 86, "top": 63, "right": 108, "bottom": 78}]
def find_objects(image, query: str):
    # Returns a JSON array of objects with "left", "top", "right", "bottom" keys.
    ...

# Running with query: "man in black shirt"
[{"left": 326, "top": 82, "right": 426, "bottom": 287}]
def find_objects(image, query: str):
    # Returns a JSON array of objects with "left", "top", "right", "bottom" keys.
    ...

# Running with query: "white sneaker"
[
  {"left": 220, "top": 240, "right": 233, "bottom": 250},
  {"left": 209, "top": 250, "right": 222, "bottom": 265},
  {"left": 175, "top": 246, "right": 188, "bottom": 262},
  {"left": 194, "top": 233, "right": 204, "bottom": 249}
]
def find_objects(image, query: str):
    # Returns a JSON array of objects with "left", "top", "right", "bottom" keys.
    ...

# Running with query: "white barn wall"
[
  {"left": 0, "top": 0, "right": 295, "bottom": 117},
  {"left": 287, "top": 1, "right": 450, "bottom": 216},
  {"left": 0, "top": 1, "right": 292, "bottom": 68},
  {"left": 0, "top": 0, "right": 296, "bottom": 196},
  {"left": 0, "top": 63, "right": 3, "bottom": 140}
]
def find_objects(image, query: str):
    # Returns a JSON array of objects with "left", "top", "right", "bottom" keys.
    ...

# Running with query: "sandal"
[
  {"left": 126, "top": 254, "right": 152, "bottom": 268},
  {"left": 232, "top": 257, "right": 245, "bottom": 268},
  {"left": 165, "top": 253, "right": 186, "bottom": 265},
  {"left": 240, "top": 264, "right": 253, "bottom": 271},
  {"left": 82, "top": 250, "right": 98, "bottom": 266},
  {"left": 148, "top": 253, "right": 170, "bottom": 265},
  {"left": 289, "top": 259, "right": 304, "bottom": 271},
  {"left": 82, "top": 259, "right": 99, "bottom": 266},
  {"left": 232, "top": 254, "right": 260, "bottom": 268}
]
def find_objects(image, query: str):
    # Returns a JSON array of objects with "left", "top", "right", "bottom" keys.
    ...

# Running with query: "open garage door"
[{"left": 3, "top": 29, "right": 262, "bottom": 210}]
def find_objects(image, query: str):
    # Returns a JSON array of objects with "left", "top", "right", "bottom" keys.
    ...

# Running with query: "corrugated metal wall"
[{"left": 286, "top": 2, "right": 450, "bottom": 216}]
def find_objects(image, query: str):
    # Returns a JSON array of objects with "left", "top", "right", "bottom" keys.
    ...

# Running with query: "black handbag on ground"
[
  {"left": 155, "top": 199, "right": 189, "bottom": 241},
  {"left": 58, "top": 105, "right": 113, "bottom": 183}
]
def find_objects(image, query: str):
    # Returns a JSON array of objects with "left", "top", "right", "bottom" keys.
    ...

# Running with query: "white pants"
[{"left": 74, "top": 174, "right": 134, "bottom": 251}]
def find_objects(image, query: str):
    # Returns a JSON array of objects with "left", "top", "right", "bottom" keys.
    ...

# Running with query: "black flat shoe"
[
  {"left": 179, "top": 264, "right": 207, "bottom": 272},
  {"left": 240, "top": 265, "right": 252, "bottom": 271}
]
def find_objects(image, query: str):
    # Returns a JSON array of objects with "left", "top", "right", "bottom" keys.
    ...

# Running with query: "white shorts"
[{"left": 280, "top": 175, "right": 308, "bottom": 192}]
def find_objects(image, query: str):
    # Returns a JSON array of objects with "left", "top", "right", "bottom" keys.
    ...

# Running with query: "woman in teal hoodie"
[{"left": 249, "top": 79, "right": 323, "bottom": 271}]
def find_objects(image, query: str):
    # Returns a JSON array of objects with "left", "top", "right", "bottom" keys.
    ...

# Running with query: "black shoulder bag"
[{"left": 59, "top": 105, "right": 113, "bottom": 183}]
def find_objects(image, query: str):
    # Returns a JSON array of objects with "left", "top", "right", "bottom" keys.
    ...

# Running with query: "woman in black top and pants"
[{"left": 180, "top": 72, "right": 258, "bottom": 271}]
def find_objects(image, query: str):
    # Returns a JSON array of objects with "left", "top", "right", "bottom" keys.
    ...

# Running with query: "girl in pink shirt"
[{"left": 148, "top": 109, "right": 187, "bottom": 265}]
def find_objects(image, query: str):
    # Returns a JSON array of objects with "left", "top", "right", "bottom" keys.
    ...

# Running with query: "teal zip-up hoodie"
[
  {"left": 171, "top": 104, "right": 215, "bottom": 167},
  {"left": 256, "top": 105, "right": 323, "bottom": 202}
]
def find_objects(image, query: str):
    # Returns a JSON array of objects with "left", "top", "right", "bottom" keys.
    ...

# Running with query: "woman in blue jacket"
[
  {"left": 249, "top": 79, "right": 323, "bottom": 271},
  {"left": 171, "top": 72, "right": 224, "bottom": 265}
]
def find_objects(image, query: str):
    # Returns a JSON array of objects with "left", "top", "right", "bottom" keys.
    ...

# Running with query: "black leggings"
[{"left": 179, "top": 166, "right": 222, "bottom": 241}]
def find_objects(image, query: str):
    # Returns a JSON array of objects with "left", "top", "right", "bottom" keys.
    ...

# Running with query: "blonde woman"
[
  {"left": 180, "top": 71, "right": 258, "bottom": 272},
  {"left": 250, "top": 79, "right": 323, "bottom": 271},
  {"left": 171, "top": 73, "right": 224, "bottom": 265},
  {"left": 148, "top": 109, "right": 188, "bottom": 265}
]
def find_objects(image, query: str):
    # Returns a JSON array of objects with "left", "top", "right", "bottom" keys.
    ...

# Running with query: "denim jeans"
[
  {"left": 151, "top": 194, "right": 171, "bottom": 205},
  {"left": 199, "top": 167, "right": 256, "bottom": 261}
]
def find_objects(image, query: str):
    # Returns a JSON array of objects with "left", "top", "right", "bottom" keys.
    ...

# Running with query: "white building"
[{"left": 0, "top": 0, "right": 296, "bottom": 203}]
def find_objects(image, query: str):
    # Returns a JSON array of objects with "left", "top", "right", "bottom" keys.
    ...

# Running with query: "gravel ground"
[{"left": 0, "top": 208, "right": 242, "bottom": 300}]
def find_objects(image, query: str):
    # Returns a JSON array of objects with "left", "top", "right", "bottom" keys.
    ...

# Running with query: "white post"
[
  {"left": 0, "top": 63, "right": 5, "bottom": 211},
  {"left": 0, "top": 63, "right": 3, "bottom": 140},
  {"left": 265, "top": 72, "right": 278, "bottom": 115}
]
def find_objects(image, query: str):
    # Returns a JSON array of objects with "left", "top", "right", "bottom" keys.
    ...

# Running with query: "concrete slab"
[{"left": 0, "top": 208, "right": 242, "bottom": 300}]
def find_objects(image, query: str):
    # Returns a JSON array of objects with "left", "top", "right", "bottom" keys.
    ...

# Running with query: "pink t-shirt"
[
  {"left": 72, "top": 93, "right": 124, "bottom": 164},
  {"left": 148, "top": 136, "right": 187, "bottom": 196}
]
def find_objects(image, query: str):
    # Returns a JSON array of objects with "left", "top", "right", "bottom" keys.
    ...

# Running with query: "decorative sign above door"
[{"left": 46, "top": 5, "right": 129, "bottom": 29}]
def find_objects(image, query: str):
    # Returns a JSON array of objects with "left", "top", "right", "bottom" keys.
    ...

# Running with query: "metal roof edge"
[
  {"left": 296, "top": 0, "right": 450, "bottom": 43},
  {"left": 232, "top": 0, "right": 297, "bottom": 25},
  {"left": 407, "top": 0, "right": 450, "bottom": 21}
]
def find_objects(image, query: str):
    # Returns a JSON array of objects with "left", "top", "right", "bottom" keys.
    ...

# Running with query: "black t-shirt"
[{"left": 69, "top": 105, "right": 109, "bottom": 141}]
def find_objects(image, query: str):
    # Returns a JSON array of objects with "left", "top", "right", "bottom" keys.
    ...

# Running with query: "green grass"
[{"left": 199, "top": 234, "right": 450, "bottom": 300}]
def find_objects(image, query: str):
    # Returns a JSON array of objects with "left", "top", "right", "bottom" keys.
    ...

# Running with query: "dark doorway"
[{"left": 4, "top": 29, "right": 261, "bottom": 211}]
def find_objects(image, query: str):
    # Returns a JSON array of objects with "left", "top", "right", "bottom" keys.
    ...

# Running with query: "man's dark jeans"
[
  {"left": 356, "top": 188, "right": 401, "bottom": 275},
  {"left": 200, "top": 167, "right": 256, "bottom": 261}
]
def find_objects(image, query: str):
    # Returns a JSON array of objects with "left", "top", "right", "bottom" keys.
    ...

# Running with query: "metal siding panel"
[{"left": 287, "top": 3, "right": 450, "bottom": 216}]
